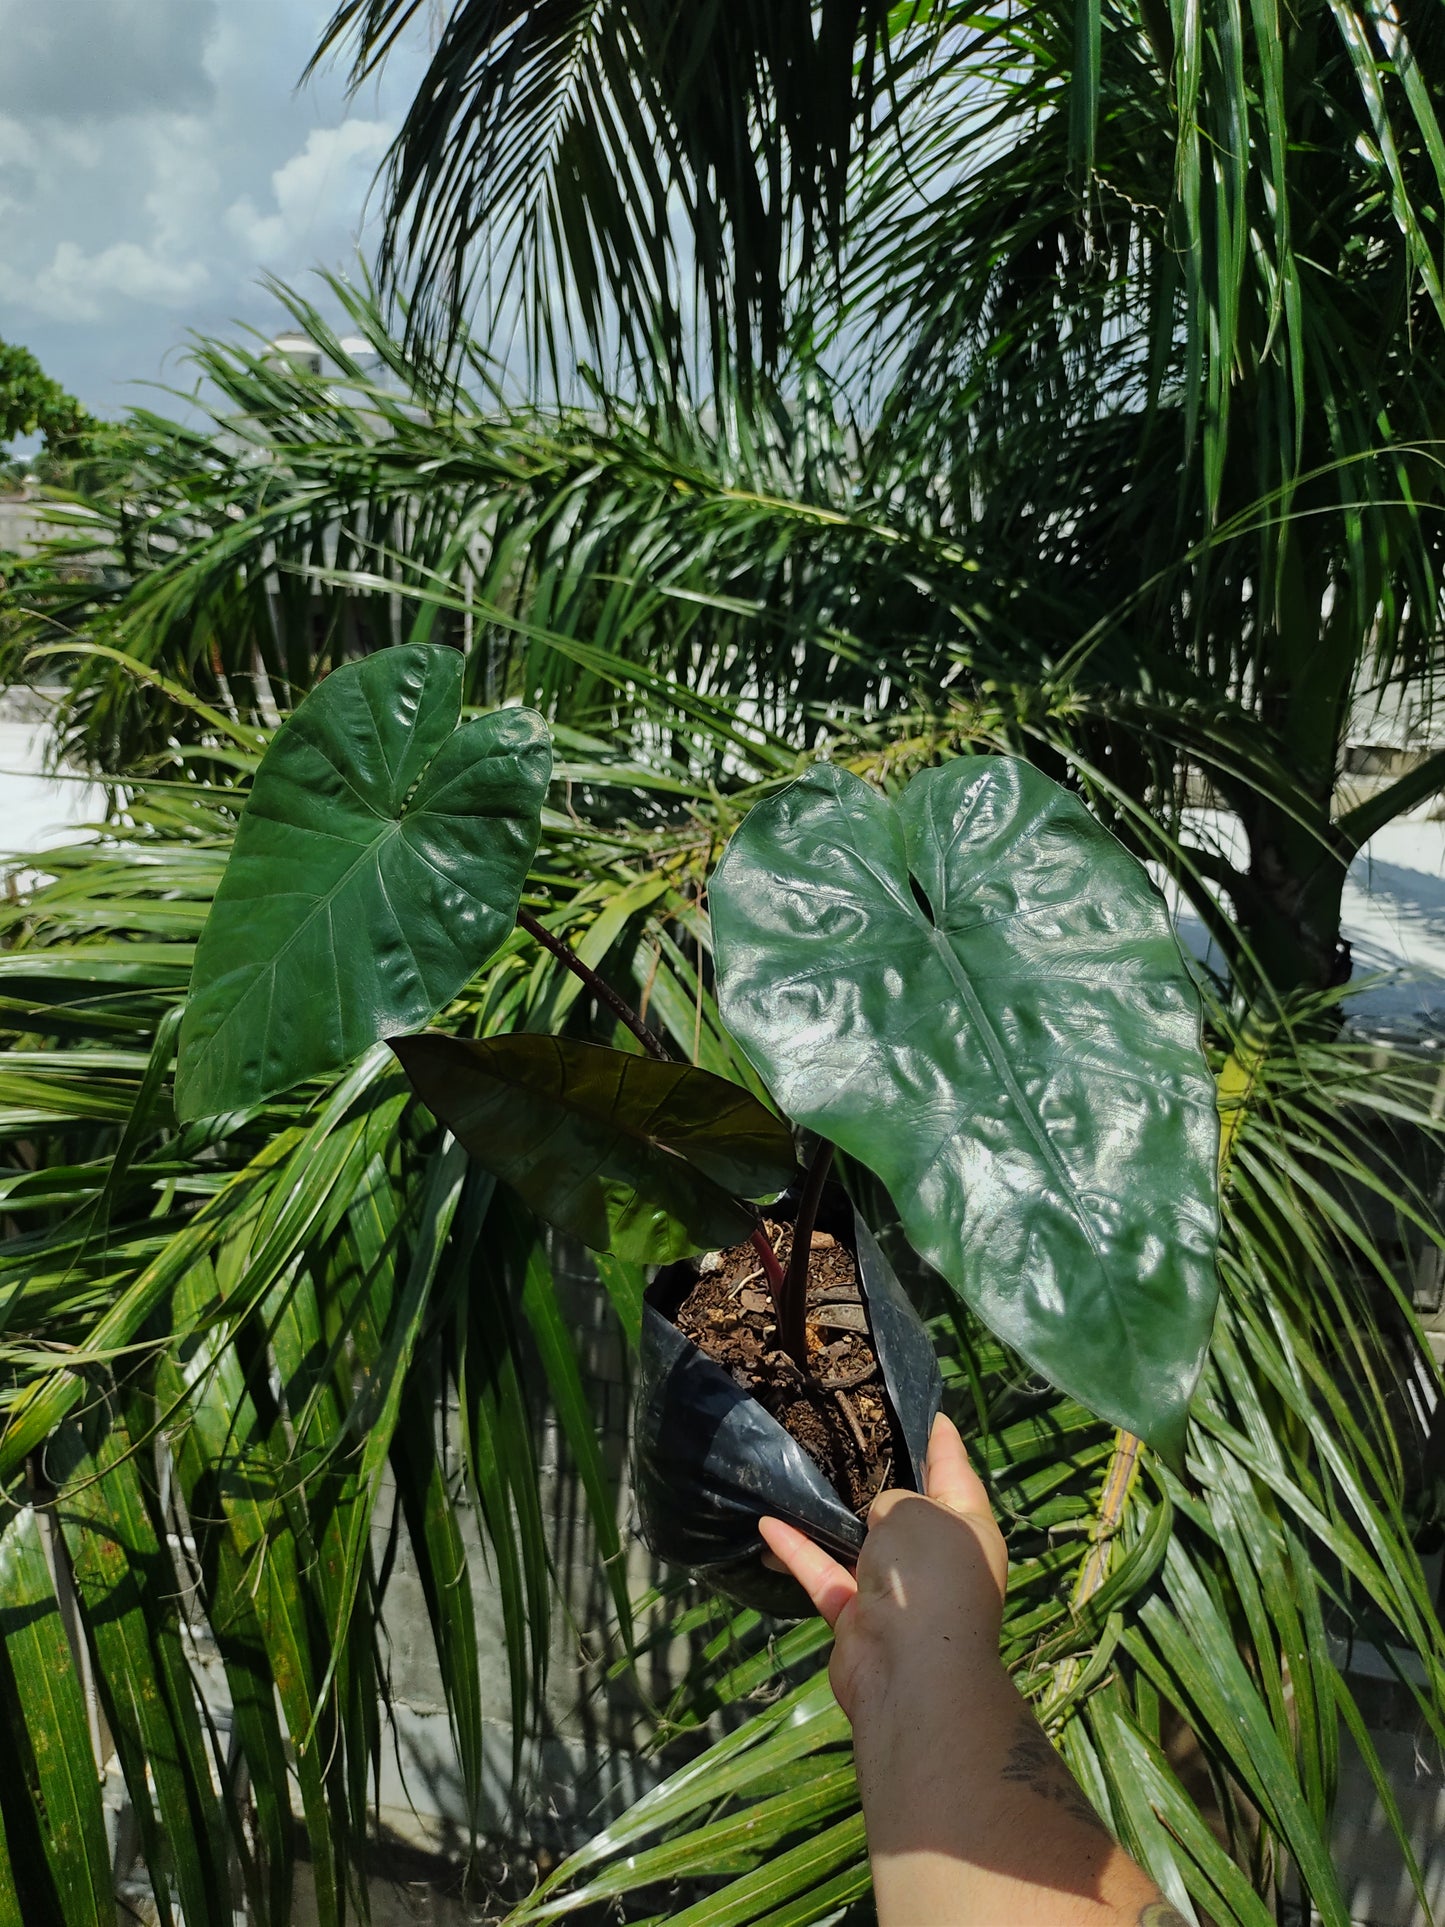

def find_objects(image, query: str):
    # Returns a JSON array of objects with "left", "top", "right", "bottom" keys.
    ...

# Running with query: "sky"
[{"left": 0, "top": 0, "right": 430, "bottom": 425}]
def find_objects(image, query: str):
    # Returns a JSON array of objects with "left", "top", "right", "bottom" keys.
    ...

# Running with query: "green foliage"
[
  {"left": 12, "top": 258, "right": 1441, "bottom": 1010},
  {"left": 847, "top": 0, "right": 1445, "bottom": 994},
  {"left": 308, "top": 0, "right": 1445, "bottom": 1000},
  {"left": 0, "top": 1505, "right": 112, "bottom": 1926},
  {"left": 176, "top": 646, "right": 551, "bottom": 1120},
  {"left": 3, "top": 284, "right": 930, "bottom": 778},
  {"left": 0, "top": 339, "right": 92, "bottom": 459},
  {"left": 313, "top": 0, "right": 903, "bottom": 373},
  {"left": 0, "top": 716, "right": 1438, "bottom": 1921},
  {"left": 520, "top": 1009, "right": 1445, "bottom": 1924},
  {"left": 0, "top": 0, "right": 1442, "bottom": 1917},
  {"left": 393, "top": 1032, "right": 797, "bottom": 1261},
  {"left": 50, "top": 1405, "right": 230, "bottom": 1927},
  {"left": 0, "top": 750, "right": 745, "bottom": 1924},
  {"left": 712, "top": 758, "right": 1220, "bottom": 1459},
  {"left": 180, "top": 641, "right": 1215, "bottom": 1445}
]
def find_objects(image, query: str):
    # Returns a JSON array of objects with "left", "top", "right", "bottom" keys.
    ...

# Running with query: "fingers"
[
  {"left": 923, "top": 1411, "right": 992, "bottom": 1517},
  {"left": 758, "top": 1516, "right": 857, "bottom": 1628},
  {"left": 759, "top": 1416, "right": 990, "bottom": 1626}
]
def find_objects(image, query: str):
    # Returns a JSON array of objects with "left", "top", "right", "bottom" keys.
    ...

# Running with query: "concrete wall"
[
  {"left": 359, "top": 1242, "right": 679, "bottom": 1856},
  {"left": 0, "top": 495, "right": 55, "bottom": 554}
]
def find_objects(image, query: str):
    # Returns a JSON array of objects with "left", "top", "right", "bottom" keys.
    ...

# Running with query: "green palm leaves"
[
  {"left": 176, "top": 645, "right": 550, "bottom": 1121},
  {"left": 314, "top": 0, "right": 898, "bottom": 371},
  {"left": 712, "top": 759, "right": 1219, "bottom": 1457},
  {"left": 0, "top": 1505, "right": 114, "bottom": 1927},
  {"left": 0, "top": 0, "right": 1440, "bottom": 1916},
  {"left": 1, "top": 705, "right": 1442, "bottom": 1926},
  {"left": 0, "top": 766, "right": 712, "bottom": 1926}
]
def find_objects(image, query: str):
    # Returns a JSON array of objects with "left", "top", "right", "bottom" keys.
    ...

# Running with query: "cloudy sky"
[{"left": 0, "top": 0, "right": 430, "bottom": 423}]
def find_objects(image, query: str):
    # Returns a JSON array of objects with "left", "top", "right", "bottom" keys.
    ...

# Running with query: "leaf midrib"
[
  {"left": 187, "top": 819, "right": 412, "bottom": 1083},
  {"left": 924, "top": 915, "right": 1112, "bottom": 1282},
  {"left": 821, "top": 803, "right": 1114, "bottom": 1289},
  {"left": 191, "top": 787, "right": 514, "bottom": 1090}
]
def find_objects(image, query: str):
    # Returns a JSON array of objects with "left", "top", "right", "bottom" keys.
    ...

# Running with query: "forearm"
[
  {"left": 760, "top": 1437, "right": 1184, "bottom": 1925},
  {"left": 854, "top": 1660, "right": 1176, "bottom": 1926}
]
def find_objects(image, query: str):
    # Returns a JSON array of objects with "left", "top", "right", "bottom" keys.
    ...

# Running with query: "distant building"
[
  {"left": 267, "top": 330, "right": 324, "bottom": 376},
  {"left": 0, "top": 496, "right": 54, "bottom": 554},
  {"left": 266, "top": 330, "right": 381, "bottom": 376}
]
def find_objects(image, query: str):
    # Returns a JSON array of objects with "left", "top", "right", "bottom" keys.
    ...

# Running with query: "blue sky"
[{"left": 0, "top": 0, "right": 429, "bottom": 423}]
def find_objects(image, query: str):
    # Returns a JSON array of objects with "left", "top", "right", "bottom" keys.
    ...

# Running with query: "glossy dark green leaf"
[
  {"left": 711, "top": 758, "right": 1219, "bottom": 1459},
  {"left": 176, "top": 644, "right": 551, "bottom": 1121},
  {"left": 391, "top": 1032, "right": 797, "bottom": 1262}
]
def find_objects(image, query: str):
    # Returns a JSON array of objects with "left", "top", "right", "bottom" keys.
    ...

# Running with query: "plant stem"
[
  {"left": 518, "top": 904, "right": 791, "bottom": 1312},
  {"left": 750, "top": 1226, "right": 786, "bottom": 1301},
  {"left": 518, "top": 905, "right": 671, "bottom": 1062},
  {"left": 779, "top": 1140, "right": 834, "bottom": 1370}
]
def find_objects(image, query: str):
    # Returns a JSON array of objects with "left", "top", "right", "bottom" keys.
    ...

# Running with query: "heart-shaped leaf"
[
  {"left": 177, "top": 646, "right": 551, "bottom": 1121},
  {"left": 390, "top": 1032, "right": 798, "bottom": 1263},
  {"left": 710, "top": 757, "right": 1219, "bottom": 1460}
]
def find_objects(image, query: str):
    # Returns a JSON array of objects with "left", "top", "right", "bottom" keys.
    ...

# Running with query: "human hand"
[
  {"left": 759, "top": 1411, "right": 1009, "bottom": 1722},
  {"left": 762, "top": 1417, "right": 1174, "bottom": 1925}
]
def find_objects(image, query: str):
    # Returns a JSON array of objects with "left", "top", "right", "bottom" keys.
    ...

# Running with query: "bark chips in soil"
[{"left": 673, "top": 1219, "right": 903, "bottom": 1517}]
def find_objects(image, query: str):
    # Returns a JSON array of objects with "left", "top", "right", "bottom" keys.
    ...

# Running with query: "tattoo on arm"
[
  {"left": 998, "top": 1715, "right": 1188, "bottom": 1923},
  {"left": 999, "top": 1713, "right": 1111, "bottom": 1838}
]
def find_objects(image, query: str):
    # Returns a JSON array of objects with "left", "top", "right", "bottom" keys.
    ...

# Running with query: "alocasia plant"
[
  {"left": 175, "top": 644, "right": 552, "bottom": 1121},
  {"left": 709, "top": 759, "right": 1220, "bottom": 1460},
  {"left": 177, "top": 643, "right": 1218, "bottom": 1467}
]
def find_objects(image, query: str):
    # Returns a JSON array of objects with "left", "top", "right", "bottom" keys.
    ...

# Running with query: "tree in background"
[
  {"left": 0, "top": 338, "right": 92, "bottom": 475},
  {"left": 317, "top": 0, "right": 1445, "bottom": 1008}
]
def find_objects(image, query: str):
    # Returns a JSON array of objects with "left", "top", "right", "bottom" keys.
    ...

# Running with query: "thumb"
[{"left": 924, "top": 1412, "right": 991, "bottom": 1516}]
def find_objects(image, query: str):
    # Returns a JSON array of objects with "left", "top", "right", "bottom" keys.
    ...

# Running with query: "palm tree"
[
  {"left": 0, "top": 672, "right": 1441, "bottom": 1924},
  {"left": 0, "top": 0, "right": 1443, "bottom": 1916},
  {"left": 314, "top": 0, "right": 1445, "bottom": 1005},
  {"left": 311, "top": 0, "right": 1445, "bottom": 1912},
  {"left": 10, "top": 281, "right": 999, "bottom": 778}
]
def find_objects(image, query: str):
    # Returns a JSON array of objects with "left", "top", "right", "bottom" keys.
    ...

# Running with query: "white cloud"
[
  {"left": 142, "top": 119, "right": 223, "bottom": 256},
  {"left": 13, "top": 241, "right": 210, "bottom": 323},
  {"left": 0, "top": 115, "right": 38, "bottom": 170},
  {"left": 0, "top": 115, "right": 37, "bottom": 224},
  {"left": 226, "top": 119, "right": 395, "bottom": 262},
  {"left": 0, "top": 2, "right": 429, "bottom": 420},
  {"left": 0, "top": 0, "right": 217, "bottom": 121}
]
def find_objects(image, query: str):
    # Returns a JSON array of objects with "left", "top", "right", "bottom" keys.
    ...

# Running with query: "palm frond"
[
  {"left": 310, "top": 0, "right": 930, "bottom": 377},
  {"left": 0, "top": 749, "right": 757, "bottom": 1921},
  {"left": 511, "top": 997, "right": 1445, "bottom": 1924}
]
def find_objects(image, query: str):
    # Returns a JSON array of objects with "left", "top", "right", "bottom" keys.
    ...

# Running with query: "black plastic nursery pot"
[{"left": 634, "top": 1184, "right": 943, "bottom": 1618}]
